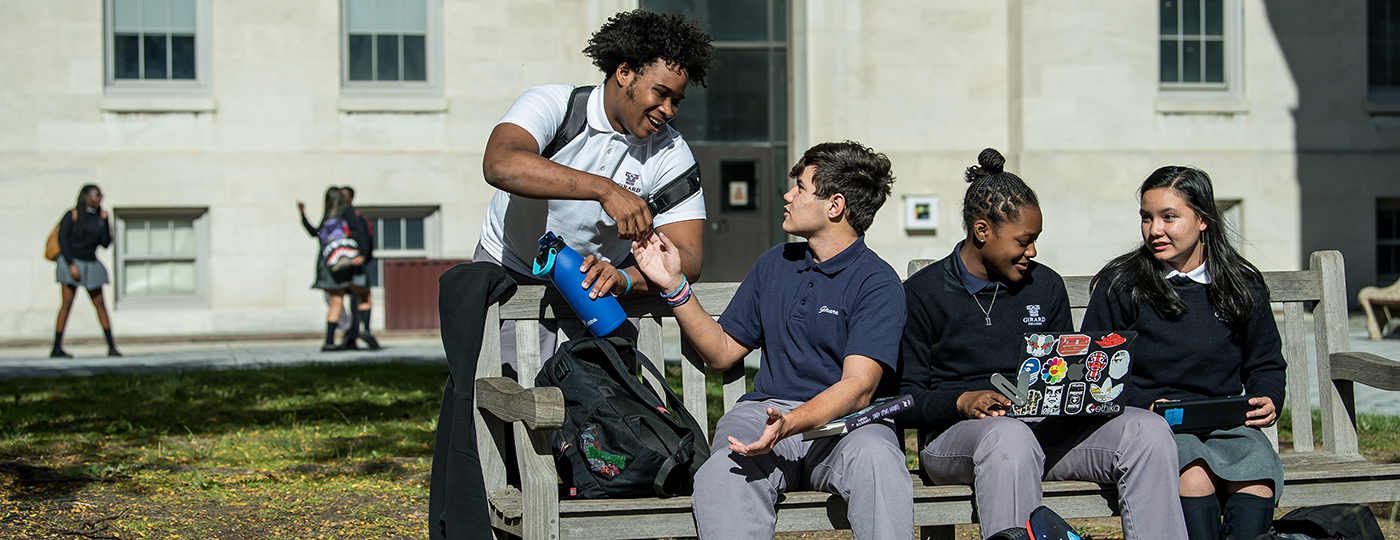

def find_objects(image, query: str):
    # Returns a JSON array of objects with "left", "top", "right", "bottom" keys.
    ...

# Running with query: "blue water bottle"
[{"left": 533, "top": 232, "right": 628, "bottom": 337}]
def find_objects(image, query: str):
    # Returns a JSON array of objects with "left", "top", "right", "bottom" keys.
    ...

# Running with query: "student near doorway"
[
  {"left": 474, "top": 9, "right": 714, "bottom": 370},
  {"left": 632, "top": 142, "right": 912, "bottom": 540}
]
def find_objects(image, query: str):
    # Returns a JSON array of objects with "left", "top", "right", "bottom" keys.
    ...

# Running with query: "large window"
[
  {"left": 342, "top": 0, "right": 439, "bottom": 89},
  {"left": 360, "top": 207, "right": 438, "bottom": 287},
  {"left": 1379, "top": 200, "right": 1400, "bottom": 285},
  {"left": 1159, "top": 0, "right": 1239, "bottom": 92},
  {"left": 1370, "top": 1, "right": 1400, "bottom": 99},
  {"left": 105, "top": 0, "right": 208, "bottom": 89},
  {"left": 116, "top": 209, "right": 208, "bottom": 304}
]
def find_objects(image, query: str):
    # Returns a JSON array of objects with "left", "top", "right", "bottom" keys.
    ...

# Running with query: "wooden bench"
[
  {"left": 1359, "top": 277, "right": 1400, "bottom": 340},
  {"left": 472, "top": 250, "right": 1400, "bottom": 540}
]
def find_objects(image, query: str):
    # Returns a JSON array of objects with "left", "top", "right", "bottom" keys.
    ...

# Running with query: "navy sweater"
[
  {"left": 1080, "top": 274, "right": 1286, "bottom": 411},
  {"left": 897, "top": 253, "right": 1073, "bottom": 440}
]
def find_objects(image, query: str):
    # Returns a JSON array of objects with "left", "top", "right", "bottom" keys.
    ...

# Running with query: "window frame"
[
  {"left": 339, "top": 0, "right": 443, "bottom": 95},
  {"left": 1156, "top": 0, "right": 1246, "bottom": 113},
  {"left": 357, "top": 206, "right": 440, "bottom": 287},
  {"left": 103, "top": 0, "right": 212, "bottom": 94},
  {"left": 113, "top": 208, "right": 210, "bottom": 308}
]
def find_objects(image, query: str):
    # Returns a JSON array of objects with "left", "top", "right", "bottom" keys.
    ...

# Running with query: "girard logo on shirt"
[
  {"left": 1023, "top": 304, "right": 1047, "bottom": 326},
  {"left": 818, "top": 306, "right": 840, "bottom": 316},
  {"left": 621, "top": 171, "right": 642, "bottom": 195}
]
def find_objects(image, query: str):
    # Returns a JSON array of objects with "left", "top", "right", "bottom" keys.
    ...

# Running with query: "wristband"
[
  {"left": 662, "top": 276, "right": 688, "bottom": 300},
  {"left": 665, "top": 282, "right": 693, "bottom": 307},
  {"left": 620, "top": 269, "right": 633, "bottom": 295}
]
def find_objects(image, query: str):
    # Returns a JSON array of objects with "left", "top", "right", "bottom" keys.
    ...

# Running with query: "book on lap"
[{"left": 801, "top": 394, "right": 914, "bottom": 441}]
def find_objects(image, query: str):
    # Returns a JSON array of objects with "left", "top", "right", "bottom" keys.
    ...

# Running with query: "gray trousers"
[
  {"left": 920, "top": 407, "right": 1187, "bottom": 540},
  {"left": 692, "top": 399, "right": 915, "bottom": 540}
]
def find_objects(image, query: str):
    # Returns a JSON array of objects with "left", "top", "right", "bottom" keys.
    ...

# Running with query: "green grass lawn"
[{"left": 2, "top": 361, "right": 1399, "bottom": 539}]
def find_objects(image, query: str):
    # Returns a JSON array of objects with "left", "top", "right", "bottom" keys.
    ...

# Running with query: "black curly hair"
[
  {"left": 583, "top": 9, "right": 715, "bottom": 87},
  {"left": 961, "top": 148, "right": 1039, "bottom": 233}
]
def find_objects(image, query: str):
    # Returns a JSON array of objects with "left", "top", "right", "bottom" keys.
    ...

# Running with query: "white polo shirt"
[{"left": 478, "top": 84, "right": 707, "bottom": 276}]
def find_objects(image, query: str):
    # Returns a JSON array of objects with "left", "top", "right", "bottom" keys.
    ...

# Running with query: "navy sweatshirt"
[
  {"left": 57, "top": 208, "right": 111, "bottom": 263},
  {"left": 897, "top": 248, "right": 1073, "bottom": 440},
  {"left": 1080, "top": 274, "right": 1286, "bottom": 411}
]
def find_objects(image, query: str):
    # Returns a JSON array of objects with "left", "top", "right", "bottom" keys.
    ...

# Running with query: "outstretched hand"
[
  {"left": 728, "top": 407, "right": 788, "bottom": 456},
  {"left": 631, "top": 232, "right": 685, "bottom": 293}
]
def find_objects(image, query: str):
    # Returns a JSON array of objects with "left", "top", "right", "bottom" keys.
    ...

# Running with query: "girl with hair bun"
[
  {"left": 1082, "top": 166, "right": 1285, "bottom": 540},
  {"left": 898, "top": 149, "right": 1186, "bottom": 540}
]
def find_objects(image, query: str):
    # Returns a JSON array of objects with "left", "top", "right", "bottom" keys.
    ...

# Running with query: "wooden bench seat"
[{"left": 471, "top": 250, "right": 1400, "bottom": 540}]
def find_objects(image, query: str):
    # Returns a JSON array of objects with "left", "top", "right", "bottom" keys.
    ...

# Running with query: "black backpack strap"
[
  {"left": 646, "top": 163, "right": 702, "bottom": 217},
  {"left": 541, "top": 85, "right": 595, "bottom": 159}
]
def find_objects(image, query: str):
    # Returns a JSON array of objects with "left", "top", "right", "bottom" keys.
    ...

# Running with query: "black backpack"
[
  {"left": 535, "top": 336, "right": 710, "bottom": 499},
  {"left": 539, "top": 85, "right": 702, "bottom": 218}
]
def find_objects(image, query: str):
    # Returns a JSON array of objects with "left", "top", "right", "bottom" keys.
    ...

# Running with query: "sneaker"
[
  {"left": 107, "top": 348, "right": 122, "bottom": 357},
  {"left": 50, "top": 349, "right": 73, "bottom": 358},
  {"left": 321, "top": 342, "right": 346, "bottom": 352}
]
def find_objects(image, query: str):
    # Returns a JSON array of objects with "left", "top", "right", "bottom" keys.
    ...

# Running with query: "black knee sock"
[
  {"left": 361, "top": 309, "right": 372, "bottom": 333},
  {"left": 52, "top": 331, "right": 64, "bottom": 352},
  {"left": 1181, "top": 495, "right": 1222, "bottom": 540},
  {"left": 346, "top": 303, "right": 361, "bottom": 341},
  {"left": 103, "top": 328, "right": 116, "bottom": 350},
  {"left": 325, "top": 322, "right": 337, "bottom": 345},
  {"left": 1222, "top": 492, "right": 1274, "bottom": 540}
]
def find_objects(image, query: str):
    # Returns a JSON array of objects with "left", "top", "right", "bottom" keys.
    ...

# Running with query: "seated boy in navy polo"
[{"left": 632, "top": 141, "right": 912, "bottom": 540}]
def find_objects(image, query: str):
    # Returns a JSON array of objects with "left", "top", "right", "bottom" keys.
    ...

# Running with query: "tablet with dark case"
[{"left": 1153, "top": 395, "right": 1255, "bottom": 434}]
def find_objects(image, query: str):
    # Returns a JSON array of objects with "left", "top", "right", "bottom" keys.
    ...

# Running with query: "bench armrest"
[
  {"left": 1329, "top": 351, "right": 1400, "bottom": 392},
  {"left": 476, "top": 377, "right": 566, "bottom": 430}
]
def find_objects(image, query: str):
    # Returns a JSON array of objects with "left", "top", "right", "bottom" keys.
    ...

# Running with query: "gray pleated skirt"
[
  {"left": 1175, "top": 425, "right": 1283, "bottom": 504},
  {"left": 55, "top": 255, "right": 109, "bottom": 290}
]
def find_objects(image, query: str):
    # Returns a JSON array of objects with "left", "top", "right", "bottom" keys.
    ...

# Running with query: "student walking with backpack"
[
  {"left": 298, "top": 187, "right": 372, "bottom": 351},
  {"left": 50, "top": 184, "right": 120, "bottom": 358},
  {"left": 339, "top": 186, "right": 378, "bottom": 349}
]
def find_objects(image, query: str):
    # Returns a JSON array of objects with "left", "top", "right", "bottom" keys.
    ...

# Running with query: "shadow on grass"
[{"left": 0, "top": 361, "right": 448, "bottom": 464}]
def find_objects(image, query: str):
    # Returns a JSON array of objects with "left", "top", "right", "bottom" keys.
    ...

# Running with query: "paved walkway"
[{"left": 3, "top": 313, "right": 1400, "bottom": 416}]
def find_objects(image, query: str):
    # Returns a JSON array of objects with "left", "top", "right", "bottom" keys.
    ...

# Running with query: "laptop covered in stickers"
[{"left": 990, "top": 331, "right": 1139, "bottom": 417}]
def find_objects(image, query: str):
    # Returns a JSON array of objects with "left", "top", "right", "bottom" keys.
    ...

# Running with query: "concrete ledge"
[
  {"left": 102, "top": 95, "right": 217, "bottom": 113},
  {"left": 337, "top": 95, "right": 448, "bottom": 113},
  {"left": 1155, "top": 95, "right": 1249, "bottom": 114}
]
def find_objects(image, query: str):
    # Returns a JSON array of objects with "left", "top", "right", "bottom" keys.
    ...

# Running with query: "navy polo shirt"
[{"left": 719, "top": 237, "right": 906, "bottom": 402}]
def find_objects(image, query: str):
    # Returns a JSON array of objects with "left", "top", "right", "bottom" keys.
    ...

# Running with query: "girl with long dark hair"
[
  {"left": 299, "top": 187, "right": 374, "bottom": 351},
  {"left": 53, "top": 184, "right": 119, "bottom": 357},
  {"left": 1082, "top": 166, "right": 1286, "bottom": 540},
  {"left": 898, "top": 149, "right": 1185, "bottom": 540}
]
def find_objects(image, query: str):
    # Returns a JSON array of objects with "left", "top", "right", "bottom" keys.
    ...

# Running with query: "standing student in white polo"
[{"left": 475, "top": 9, "right": 714, "bottom": 367}]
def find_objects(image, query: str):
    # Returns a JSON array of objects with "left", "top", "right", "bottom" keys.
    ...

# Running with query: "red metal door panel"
[{"left": 383, "top": 259, "right": 470, "bottom": 330}]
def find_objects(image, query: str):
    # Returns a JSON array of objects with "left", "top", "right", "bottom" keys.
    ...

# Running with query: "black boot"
[
  {"left": 50, "top": 331, "right": 71, "bottom": 358},
  {"left": 358, "top": 308, "right": 380, "bottom": 350},
  {"left": 322, "top": 322, "right": 344, "bottom": 352},
  {"left": 1182, "top": 495, "right": 1222, "bottom": 540},
  {"left": 103, "top": 328, "right": 121, "bottom": 357},
  {"left": 1222, "top": 492, "right": 1274, "bottom": 540}
]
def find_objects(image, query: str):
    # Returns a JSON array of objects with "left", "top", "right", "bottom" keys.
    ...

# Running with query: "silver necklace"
[{"left": 973, "top": 282, "right": 1000, "bottom": 326}]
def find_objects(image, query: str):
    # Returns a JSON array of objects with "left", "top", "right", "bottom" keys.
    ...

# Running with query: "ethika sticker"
[
  {"left": 1089, "top": 378, "right": 1124, "bottom": 402},
  {"left": 1041, "top": 357, "right": 1068, "bottom": 385},
  {"left": 1065, "top": 382, "right": 1086, "bottom": 414},
  {"left": 1085, "top": 351, "right": 1109, "bottom": 381},
  {"left": 1011, "top": 390, "right": 1042, "bottom": 416},
  {"left": 1108, "top": 350, "right": 1131, "bottom": 379},
  {"left": 1041, "top": 385, "right": 1064, "bottom": 415},
  {"left": 1020, "top": 358, "right": 1042, "bottom": 378},
  {"left": 1057, "top": 334, "right": 1092, "bottom": 356},
  {"left": 1095, "top": 333, "right": 1127, "bottom": 348},
  {"left": 1026, "top": 334, "right": 1058, "bottom": 358},
  {"left": 1164, "top": 408, "right": 1184, "bottom": 426}
]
